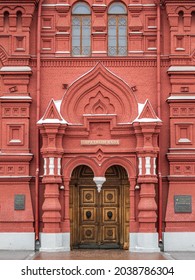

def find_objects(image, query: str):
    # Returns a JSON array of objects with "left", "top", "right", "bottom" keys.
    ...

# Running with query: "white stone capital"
[{"left": 93, "top": 177, "right": 106, "bottom": 192}]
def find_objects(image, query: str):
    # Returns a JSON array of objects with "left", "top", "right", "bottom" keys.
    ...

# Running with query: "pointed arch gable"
[
  {"left": 38, "top": 99, "right": 67, "bottom": 125},
  {"left": 60, "top": 62, "right": 138, "bottom": 124}
]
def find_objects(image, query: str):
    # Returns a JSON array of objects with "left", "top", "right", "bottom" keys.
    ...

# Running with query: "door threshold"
[{"left": 76, "top": 244, "right": 122, "bottom": 249}]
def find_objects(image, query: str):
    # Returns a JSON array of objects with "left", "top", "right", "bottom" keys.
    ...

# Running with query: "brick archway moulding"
[{"left": 62, "top": 155, "right": 136, "bottom": 180}]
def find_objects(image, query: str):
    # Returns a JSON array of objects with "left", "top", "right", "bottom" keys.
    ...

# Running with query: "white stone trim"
[
  {"left": 0, "top": 96, "right": 32, "bottom": 100},
  {"left": 163, "top": 232, "right": 195, "bottom": 251},
  {"left": 37, "top": 118, "right": 67, "bottom": 124},
  {"left": 167, "top": 95, "right": 195, "bottom": 100},
  {"left": 0, "top": 233, "right": 35, "bottom": 250},
  {"left": 44, "top": 158, "right": 47, "bottom": 175},
  {"left": 0, "top": 66, "right": 32, "bottom": 72},
  {"left": 58, "top": 158, "right": 61, "bottom": 175},
  {"left": 145, "top": 157, "right": 151, "bottom": 175},
  {"left": 49, "top": 157, "right": 54, "bottom": 175},
  {"left": 153, "top": 157, "right": 156, "bottom": 175},
  {"left": 129, "top": 233, "right": 160, "bottom": 252},
  {"left": 40, "top": 233, "right": 70, "bottom": 252},
  {"left": 168, "top": 66, "right": 195, "bottom": 72},
  {"left": 138, "top": 157, "right": 142, "bottom": 175},
  {"left": 92, "top": 4, "right": 107, "bottom": 7},
  {"left": 0, "top": 152, "right": 33, "bottom": 156},
  {"left": 42, "top": 4, "right": 70, "bottom": 7},
  {"left": 93, "top": 177, "right": 106, "bottom": 192}
]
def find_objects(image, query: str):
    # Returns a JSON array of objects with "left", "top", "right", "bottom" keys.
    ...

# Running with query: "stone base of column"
[
  {"left": 129, "top": 232, "right": 160, "bottom": 252},
  {"left": 40, "top": 233, "right": 70, "bottom": 252},
  {"left": 0, "top": 232, "right": 35, "bottom": 250}
]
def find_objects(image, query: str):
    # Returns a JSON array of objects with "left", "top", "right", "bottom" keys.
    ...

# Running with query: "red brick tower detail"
[
  {"left": 0, "top": 1, "right": 37, "bottom": 239},
  {"left": 165, "top": 1, "right": 195, "bottom": 238},
  {"left": 133, "top": 100, "right": 162, "bottom": 232},
  {"left": 38, "top": 100, "right": 67, "bottom": 233},
  {"left": 0, "top": 67, "right": 34, "bottom": 233}
]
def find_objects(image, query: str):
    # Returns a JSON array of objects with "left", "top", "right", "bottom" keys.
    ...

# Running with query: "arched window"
[
  {"left": 108, "top": 2, "right": 127, "bottom": 56},
  {"left": 72, "top": 2, "right": 91, "bottom": 56}
]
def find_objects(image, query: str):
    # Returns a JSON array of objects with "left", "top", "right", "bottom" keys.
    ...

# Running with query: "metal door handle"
[
  {"left": 86, "top": 211, "right": 92, "bottom": 219},
  {"left": 107, "top": 211, "right": 113, "bottom": 219}
]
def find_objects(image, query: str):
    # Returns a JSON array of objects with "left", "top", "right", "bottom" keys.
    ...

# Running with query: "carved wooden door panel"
[
  {"left": 79, "top": 186, "right": 98, "bottom": 246},
  {"left": 70, "top": 165, "right": 129, "bottom": 249},
  {"left": 100, "top": 186, "right": 119, "bottom": 247},
  {"left": 79, "top": 186, "right": 120, "bottom": 248}
]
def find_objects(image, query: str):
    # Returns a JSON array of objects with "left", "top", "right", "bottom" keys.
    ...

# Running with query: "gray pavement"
[
  {"left": 0, "top": 250, "right": 35, "bottom": 260},
  {"left": 163, "top": 251, "right": 195, "bottom": 260},
  {"left": 0, "top": 250, "right": 195, "bottom": 260}
]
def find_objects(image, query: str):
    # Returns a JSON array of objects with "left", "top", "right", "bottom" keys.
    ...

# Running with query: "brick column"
[
  {"left": 134, "top": 121, "right": 161, "bottom": 232},
  {"left": 39, "top": 123, "right": 66, "bottom": 233}
]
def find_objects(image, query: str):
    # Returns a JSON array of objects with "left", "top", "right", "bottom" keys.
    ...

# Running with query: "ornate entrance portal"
[
  {"left": 38, "top": 63, "right": 161, "bottom": 252},
  {"left": 70, "top": 165, "right": 129, "bottom": 249}
]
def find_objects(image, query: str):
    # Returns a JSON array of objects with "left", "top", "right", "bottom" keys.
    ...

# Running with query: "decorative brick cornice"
[{"left": 29, "top": 57, "right": 164, "bottom": 68}]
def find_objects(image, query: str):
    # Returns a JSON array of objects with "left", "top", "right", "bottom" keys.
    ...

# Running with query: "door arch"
[{"left": 69, "top": 165, "right": 130, "bottom": 249}]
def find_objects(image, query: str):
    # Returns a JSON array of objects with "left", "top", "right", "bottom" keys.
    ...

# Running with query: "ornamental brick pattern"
[{"left": 0, "top": 0, "right": 195, "bottom": 251}]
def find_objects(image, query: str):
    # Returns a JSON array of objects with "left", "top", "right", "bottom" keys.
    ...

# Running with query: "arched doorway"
[{"left": 69, "top": 165, "right": 129, "bottom": 249}]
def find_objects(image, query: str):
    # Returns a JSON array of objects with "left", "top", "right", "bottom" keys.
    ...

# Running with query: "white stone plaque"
[{"left": 81, "top": 139, "right": 120, "bottom": 145}]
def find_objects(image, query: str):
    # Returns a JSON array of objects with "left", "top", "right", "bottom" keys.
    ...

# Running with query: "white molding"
[
  {"left": 153, "top": 157, "right": 156, "bottom": 175},
  {"left": 93, "top": 177, "right": 106, "bottom": 192},
  {"left": 42, "top": 4, "right": 70, "bottom": 7},
  {"left": 0, "top": 66, "right": 32, "bottom": 72},
  {"left": 0, "top": 96, "right": 32, "bottom": 100},
  {"left": 138, "top": 157, "right": 142, "bottom": 175},
  {"left": 167, "top": 95, "right": 195, "bottom": 100},
  {"left": 58, "top": 158, "right": 61, "bottom": 175},
  {"left": 145, "top": 156, "right": 151, "bottom": 175},
  {"left": 44, "top": 158, "right": 47, "bottom": 175},
  {"left": 49, "top": 157, "right": 54, "bottom": 175},
  {"left": 168, "top": 66, "right": 195, "bottom": 72}
]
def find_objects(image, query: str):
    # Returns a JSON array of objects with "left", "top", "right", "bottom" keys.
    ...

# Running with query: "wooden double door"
[
  {"left": 78, "top": 185, "right": 120, "bottom": 248},
  {"left": 70, "top": 166, "right": 129, "bottom": 249}
]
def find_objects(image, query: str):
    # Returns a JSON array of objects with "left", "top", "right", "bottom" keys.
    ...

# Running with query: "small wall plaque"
[
  {"left": 174, "top": 195, "right": 192, "bottom": 213},
  {"left": 14, "top": 194, "right": 25, "bottom": 210},
  {"left": 81, "top": 139, "right": 120, "bottom": 146}
]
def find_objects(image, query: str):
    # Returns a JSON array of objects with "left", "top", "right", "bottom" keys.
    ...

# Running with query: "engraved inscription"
[
  {"left": 14, "top": 194, "right": 25, "bottom": 210},
  {"left": 81, "top": 140, "right": 120, "bottom": 145},
  {"left": 174, "top": 195, "right": 192, "bottom": 213}
]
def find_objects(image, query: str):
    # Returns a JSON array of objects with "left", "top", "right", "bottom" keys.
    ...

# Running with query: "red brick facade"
[{"left": 0, "top": 0, "right": 195, "bottom": 251}]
